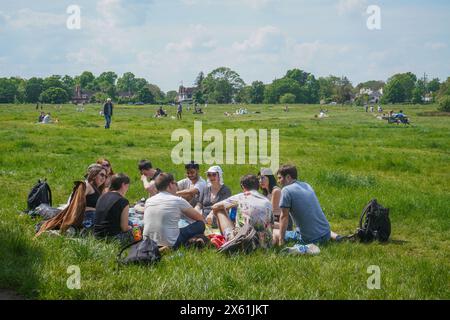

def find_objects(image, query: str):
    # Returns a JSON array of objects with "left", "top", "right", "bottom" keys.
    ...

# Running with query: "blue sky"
[{"left": 0, "top": 0, "right": 449, "bottom": 91}]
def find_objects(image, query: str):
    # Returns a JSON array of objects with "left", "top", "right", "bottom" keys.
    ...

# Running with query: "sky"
[{"left": 0, "top": 0, "right": 449, "bottom": 92}]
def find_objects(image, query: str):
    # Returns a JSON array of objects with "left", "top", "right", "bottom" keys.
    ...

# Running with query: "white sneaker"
[{"left": 281, "top": 243, "right": 320, "bottom": 255}]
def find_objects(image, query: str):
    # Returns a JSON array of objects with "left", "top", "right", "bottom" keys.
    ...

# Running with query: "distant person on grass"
[
  {"left": 94, "top": 173, "right": 134, "bottom": 245},
  {"left": 274, "top": 165, "right": 342, "bottom": 246},
  {"left": 38, "top": 112, "right": 45, "bottom": 123},
  {"left": 42, "top": 113, "right": 52, "bottom": 124},
  {"left": 103, "top": 98, "right": 113, "bottom": 129},
  {"left": 177, "top": 102, "right": 182, "bottom": 120},
  {"left": 143, "top": 173, "right": 206, "bottom": 249},
  {"left": 177, "top": 161, "right": 207, "bottom": 207},
  {"left": 139, "top": 159, "right": 162, "bottom": 197},
  {"left": 212, "top": 175, "right": 274, "bottom": 248}
]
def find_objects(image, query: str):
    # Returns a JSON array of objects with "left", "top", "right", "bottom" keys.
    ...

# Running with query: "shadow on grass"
[{"left": 0, "top": 224, "right": 43, "bottom": 299}]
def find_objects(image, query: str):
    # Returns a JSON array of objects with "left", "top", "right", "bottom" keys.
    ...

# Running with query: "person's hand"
[
  {"left": 141, "top": 174, "right": 147, "bottom": 181},
  {"left": 206, "top": 213, "right": 214, "bottom": 225}
]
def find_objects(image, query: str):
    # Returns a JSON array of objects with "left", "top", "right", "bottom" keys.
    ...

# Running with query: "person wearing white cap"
[
  {"left": 194, "top": 165, "right": 231, "bottom": 227},
  {"left": 103, "top": 98, "right": 113, "bottom": 129}
]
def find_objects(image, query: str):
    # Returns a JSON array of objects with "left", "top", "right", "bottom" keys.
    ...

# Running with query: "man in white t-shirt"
[
  {"left": 177, "top": 161, "right": 207, "bottom": 207},
  {"left": 212, "top": 175, "right": 274, "bottom": 248},
  {"left": 143, "top": 173, "right": 205, "bottom": 248}
]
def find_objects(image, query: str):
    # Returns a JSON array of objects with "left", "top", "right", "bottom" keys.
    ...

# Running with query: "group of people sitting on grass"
[
  {"left": 37, "top": 112, "right": 57, "bottom": 124},
  {"left": 35, "top": 158, "right": 343, "bottom": 253}
]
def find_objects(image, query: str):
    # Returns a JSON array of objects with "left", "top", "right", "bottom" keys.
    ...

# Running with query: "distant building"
[
  {"left": 71, "top": 85, "right": 94, "bottom": 104},
  {"left": 358, "top": 87, "right": 383, "bottom": 104},
  {"left": 177, "top": 85, "right": 196, "bottom": 104}
]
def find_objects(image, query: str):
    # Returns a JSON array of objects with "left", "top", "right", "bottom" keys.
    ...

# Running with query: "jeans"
[
  {"left": 104, "top": 114, "right": 111, "bottom": 129},
  {"left": 173, "top": 221, "right": 205, "bottom": 249},
  {"left": 83, "top": 210, "right": 96, "bottom": 229},
  {"left": 286, "top": 227, "right": 331, "bottom": 245}
]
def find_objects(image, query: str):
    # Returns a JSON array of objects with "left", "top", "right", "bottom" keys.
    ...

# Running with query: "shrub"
[
  {"left": 279, "top": 93, "right": 296, "bottom": 104},
  {"left": 438, "top": 96, "right": 450, "bottom": 112}
]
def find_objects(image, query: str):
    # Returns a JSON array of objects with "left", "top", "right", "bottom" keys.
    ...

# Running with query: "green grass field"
[{"left": 0, "top": 103, "right": 449, "bottom": 299}]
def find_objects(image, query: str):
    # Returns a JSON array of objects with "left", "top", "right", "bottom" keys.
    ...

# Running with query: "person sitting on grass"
[
  {"left": 42, "top": 112, "right": 52, "bottom": 124},
  {"left": 94, "top": 173, "right": 134, "bottom": 245},
  {"left": 139, "top": 159, "right": 161, "bottom": 197},
  {"left": 97, "top": 157, "right": 114, "bottom": 192},
  {"left": 212, "top": 174, "right": 274, "bottom": 249},
  {"left": 195, "top": 166, "right": 231, "bottom": 228},
  {"left": 258, "top": 168, "right": 294, "bottom": 232},
  {"left": 143, "top": 173, "right": 206, "bottom": 249},
  {"left": 83, "top": 164, "right": 107, "bottom": 231},
  {"left": 177, "top": 161, "right": 207, "bottom": 207},
  {"left": 38, "top": 111, "right": 45, "bottom": 123},
  {"left": 274, "top": 165, "right": 342, "bottom": 246}
]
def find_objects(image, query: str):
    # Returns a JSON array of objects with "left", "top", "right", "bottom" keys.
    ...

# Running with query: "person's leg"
[
  {"left": 173, "top": 221, "right": 205, "bottom": 249},
  {"left": 213, "top": 208, "right": 235, "bottom": 240}
]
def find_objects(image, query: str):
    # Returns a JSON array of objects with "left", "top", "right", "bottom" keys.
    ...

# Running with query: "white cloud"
[
  {"left": 3, "top": 8, "right": 65, "bottom": 29},
  {"left": 425, "top": 42, "right": 447, "bottom": 50},
  {"left": 337, "top": 0, "right": 367, "bottom": 15},
  {"left": 66, "top": 48, "right": 108, "bottom": 66},
  {"left": 165, "top": 25, "right": 217, "bottom": 52},
  {"left": 232, "top": 26, "right": 285, "bottom": 52}
]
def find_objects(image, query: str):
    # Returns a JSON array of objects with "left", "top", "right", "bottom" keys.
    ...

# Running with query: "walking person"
[
  {"left": 177, "top": 102, "right": 182, "bottom": 120},
  {"left": 103, "top": 98, "right": 113, "bottom": 129}
]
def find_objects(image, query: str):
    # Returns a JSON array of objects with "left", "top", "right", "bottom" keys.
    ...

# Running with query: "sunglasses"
[
  {"left": 207, "top": 172, "right": 218, "bottom": 177},
  {"left": 102, "top": 163, "right": 110, "bottom": 168}
]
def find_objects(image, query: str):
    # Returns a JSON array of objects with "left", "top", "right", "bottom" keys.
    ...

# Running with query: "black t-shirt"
[{"left": 94, "top": 192, "right": 129, "bottom": 237}]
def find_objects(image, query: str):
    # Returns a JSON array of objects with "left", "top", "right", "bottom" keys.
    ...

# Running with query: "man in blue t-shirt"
[{"left": 276, "top": 165, "right": 333, "bottom": 245}]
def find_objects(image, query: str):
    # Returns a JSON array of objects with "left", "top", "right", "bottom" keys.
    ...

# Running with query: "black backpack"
[
  {"left": 117, "top": 238, "right": 161, "bottom": 266},
  {"left": 354, "top": 199, "right": 391, "bottom": 243},
  {"left": 27, "top": 179, "right": 52, "bottom": 212}
]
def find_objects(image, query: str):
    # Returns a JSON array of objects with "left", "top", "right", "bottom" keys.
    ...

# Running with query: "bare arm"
[
  {"left": 271, "top": 188, "right": 282, "bottom": 216},
  {"left": 120, "top": 205, "right": 131, "bottom": 232},
  {"left": 176, "top": 188, "right": 199, "bottom": 201},
  {"left": 141, "top": 175, "right": 157, "bottom": 196},
  {"left": 278, "top": 208, "right": 290, "bottom": 246},
  {"left": 182, "top": 207, "right": 206, "bottom": 223}
]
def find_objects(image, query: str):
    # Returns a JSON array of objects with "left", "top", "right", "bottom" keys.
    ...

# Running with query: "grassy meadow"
[{"left": 0, "top": 103, "right": 449, "bottom": 299}]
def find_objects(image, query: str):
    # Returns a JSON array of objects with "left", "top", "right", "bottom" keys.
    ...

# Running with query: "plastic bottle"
[
  {"left": 229, "top": 207, "right": 237, "bottom": 222},
  {"left": 132, "top": 224, "right": 142, "bottom": 241}
]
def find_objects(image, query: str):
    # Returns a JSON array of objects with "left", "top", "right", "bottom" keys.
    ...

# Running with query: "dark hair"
[
  {"left": 97, "top": 157, "right": 114, "bottom": 175},
  {"left": 240, "top": 175, "right": 260, "bottom": 191},
  {"left": 138, "top": 159, "right": 152, "bottom": 171},
  {"left": 277, "top": 165, "right": 298, "bottom": 180},
  {"left": 110, "top": 173, "right": 130, "bottom": 191},
  {"left": 185, "top": 161, "right": 199, "bottom": 170},
  {"left": 258, "top": 172, "right": 278, "bottom": 196},
  {"left": 155, "top": 172, "right": 175, "bottom": 191}
]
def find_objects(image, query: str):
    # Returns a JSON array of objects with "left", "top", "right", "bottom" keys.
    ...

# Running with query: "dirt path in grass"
[{"left": 0, "top": 289, "right": 25, "bottom": 300}]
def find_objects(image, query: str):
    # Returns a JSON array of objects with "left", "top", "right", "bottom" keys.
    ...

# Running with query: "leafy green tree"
[
  {"left": 438, "top": 95, "right": 450, "bottom": 112},
  {"left": 279, "top": 93, "right": 296, "bottom": 104},
  {"left": 264, "top": 78, "right": 302, "bottom": 104},
  {"left": 39, "top": 87, "right": 69, "bottom": 104},
  {"left": 249, "top": 81, "right": 265, "bottom": 104},
  {"left": 412, "top": 86, "right": 424, "bottom": 104},
  {"left": 428, "top": 78, "right": 441, "bottom": 93},
  {"left": 336, "top": 76, "right": 353, "bottom": 104},
  {"left": 235, "top": 86, "right": 252, "bottom": 104},
  {"left": 165, "top": 91, "right": 178, "bottom": 104},
  {"left": 0, "top": 78, "right": 18, "bottom": 103},
  {"left": 137, "top": 87, "right": 155, "bottom": 104},
  {"left": 437, "top": 77, "right": 450, "bottom": 99},
  {"left": 147, "top": 84, "right": 165, "bottom": 103},
  {"left": 386, "top": 72, "right": 417, "bottom": 102},
  {"left": 91, "top": 92, "right": 108, "bottom": 103},
  {"left": 25, "top": 77, "right": 44, "bottom": 103},
  {"left": 203, "top": 67, "right": 245, "bottom": 103},
  {"left": 117, "top": 72, "right": 137, "bottom": 96},
  {"left": 77, "top": 71, "right": 96, "bottom": 90},
  {"left": 383, "top": 78, "right": 406, "bottom": 103}
]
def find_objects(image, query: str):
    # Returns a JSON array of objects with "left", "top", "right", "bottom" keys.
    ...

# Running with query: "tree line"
[{"left": 0, "top": 68, "right": 448, "bottom": 107}]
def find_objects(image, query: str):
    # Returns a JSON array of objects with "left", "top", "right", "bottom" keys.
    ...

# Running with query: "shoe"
[{"left": 281, "top": 243, "right": 320, "bottom": 255}]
